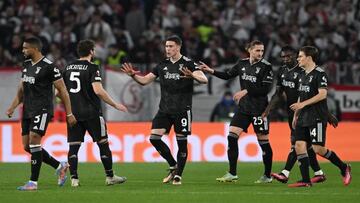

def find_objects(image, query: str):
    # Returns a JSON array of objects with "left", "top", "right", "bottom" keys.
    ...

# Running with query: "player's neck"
[
  {"left": 79, "top": 56, "right": 92, "bottom": 62},
  {"left": 249, "top": 57, "right": 260, "bottom": 65},
  {"left": 304, "top": 62, "right": 316, "bottom": 73},
  {"left": 31, "top": 52, "right": 44, "bottom": 65},
  {"left": 170, "top": 54, "right": 182, "bottom": 63}
]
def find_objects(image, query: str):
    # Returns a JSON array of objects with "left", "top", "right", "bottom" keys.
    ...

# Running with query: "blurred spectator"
[
  {"left": 84, "top": 10, "right": 116, "bottom": 48},
  {"left": 106, "top": 44, "right": 128, "bottom": 69},
  {"left": 210, "top": 91, "right": 237, "bottom": 122},
  {"left": 125, "top": 1, "right": 146, "bottom": 41}
]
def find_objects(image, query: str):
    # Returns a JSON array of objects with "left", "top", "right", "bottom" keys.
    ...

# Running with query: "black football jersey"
[
  {"left": 277, "top": 64, "right": 304, "bottom": 111},
  {"left": 22, "top": 57, "right": 62, "bottom": 118},
  {"left": 297, "top": 67, "right": 329, "bottom": 126},
  {"left": 62, "top": 60, "right": 102, "bottom": 121},
  {"left": 215, "top": 58, "right": 273, "bottom": 115},
  {"left": 151, "top": 56, "right": 200, "bottom": 114}
]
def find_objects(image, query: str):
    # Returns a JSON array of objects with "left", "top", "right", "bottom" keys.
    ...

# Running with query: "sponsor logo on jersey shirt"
[{"left": 241, "top": 73, "right": 257, "bottom": 83}]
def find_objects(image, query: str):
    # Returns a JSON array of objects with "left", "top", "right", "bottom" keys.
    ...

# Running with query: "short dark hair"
[
  {"left": 281, "top": 45, "right": 296, "bottom": 54},
  {"left": 299, "top": 46, "right": 318, "bottom": 62},
  {"left": 166, "top": 35, "right": 182, "bottom": 46},
  {"left": 23, "top": 37, "right": 43, "bottom": 51},
  {"left": 246, "top": 40, "right": 263, "bottom": 50},
  {"left": 77, "top": 39, "right": 95, "bottom": 57}
]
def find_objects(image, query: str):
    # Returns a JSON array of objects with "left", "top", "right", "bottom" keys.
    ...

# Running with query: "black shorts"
[
  {"left": 295, "top": 121, "right": 327, "bottom": 146},
  {"left": 22, "top": 112, "right": 52, "bottom": 136},
  {"left": 68, "top": 116, "right": 108, "bottom": 143},
  {"left": 152, "top": 110, "right": 192, "bottom": 135},
  {"left": 230, "top": 111, "right": 269, "bottom": 135}
]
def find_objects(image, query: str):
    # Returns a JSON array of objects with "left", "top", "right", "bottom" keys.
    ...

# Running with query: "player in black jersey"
[
  {"left": 263, "top": 46, "right": 326, "bottom": 183},
  {"left": 6, "top": 37, "right": 77, "bottom": 191},
  {"left": 62, "top": 39, "right": 128, "bottom": 187},
  {"left": 121, "top": 35, "right": 208, "bottom": 185},
  {"left": 288, "top": 46, "right": 352, "bottom": 187},
  {"left": 201, "top": 40, "right": 274, "bottom": 183}
]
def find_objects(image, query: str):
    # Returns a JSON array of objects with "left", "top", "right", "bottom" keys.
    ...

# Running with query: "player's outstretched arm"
[
  {"left": 6, "top": 81, "right": 24, "bottom": 118},
  {"left": 92, "top": 82, "right": 128, "bottom": 112},
  {"left": 180, "top": 67, "right": 208, "bottom": 84},
  {"left": 54, "top": 78, "right": 77, "bottom": 127},
  {"left": 121, "top": 63, "right": 156, "bottom": 85},
  {"left": 199, "top": 61, "right": 234, "bottom": 80}
]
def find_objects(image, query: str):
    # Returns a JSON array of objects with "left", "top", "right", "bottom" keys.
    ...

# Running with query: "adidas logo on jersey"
[
  {"left": 182, "top": 128, "right": 187, "bottom": 132},
  {"left": 163, "top": 67, "right": 168, "bottom": 71},
  {"left": 33, "top": 126, "right": 38, "bottom": 130}
]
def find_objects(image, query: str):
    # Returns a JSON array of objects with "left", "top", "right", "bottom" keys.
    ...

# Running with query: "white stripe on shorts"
[
  {"left": 100, "top": 116, "right": 106, "bottom": 137},
  {"left": 39, "top": 113, "right": 48, "bottom": 130},
  {"left": 187, "top": 110, "right": 191, "bottom": 131},
  {"left": 317, "top": 122, "right": 322, "bottom": 142}
]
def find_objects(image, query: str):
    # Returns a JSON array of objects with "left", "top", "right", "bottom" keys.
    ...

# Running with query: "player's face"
[
  {"left": 22, "top": 42, "right": 36, "bottom": 59},
  {"left": 281, "top": 51, "right": 296, "bottom": 66},
  {"left": 297, "top": 51, "right": 308, "bottom": 67},
  {"left": 165, "top": 41, "right": 180, "bottom": 58},
  {"left": 249, "top": 44, "right": 264, "bottom": 62}
]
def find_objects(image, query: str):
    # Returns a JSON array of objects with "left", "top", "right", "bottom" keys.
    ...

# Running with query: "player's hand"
[
  {"left": 328, "top": 113, "right": 338, "bottom": 128},
  {"left": 290, "top": 102, "right": 305, "bottom": 111},
  {"left": 6, "top": 107, "right": 15, "bottom": 118},
  {"left": 261, "top": 108, "right": 270, "bottom": 119},
  {"left": 198, "top": 61, "right": 214, "bottom": 74},
  {"left": 180, "top": 67, "right": 193, "bottom": 78},
  {"left": 121, "top": 63, "right": 140, "bottom": 77},
  {"left": 115, "top": 103, "right": 128, "bottom": 112},
  {"left": 233, "top": 90, "right": 247, "bottom": 104},
  {"left": 66, "top": 114, "right": 77, "bottom": 127}
]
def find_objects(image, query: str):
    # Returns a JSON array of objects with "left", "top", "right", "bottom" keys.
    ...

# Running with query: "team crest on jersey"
[
  {"left": 293, "top": 73, "right": 298, "bottom": 79},
  {"left": 163, "top": 67, "right": 168, "bottom": 71},
  {"left": 241, "top": 67, "right": 246, "bottom": 71},
  {"left": 35, "top": 67, "right": 42, "bottom": 74},
  {"left": 23, "top": 69, "right": 27, "bottom": 73},
  {"left": 255, "top": 67, "right": 261, "bottom": 74},
  {"left": 179, "top": 64, "right": 184, "bottom": 70},
  {"left": 309, "top": 75, "right": 313, "bottom": 82}
]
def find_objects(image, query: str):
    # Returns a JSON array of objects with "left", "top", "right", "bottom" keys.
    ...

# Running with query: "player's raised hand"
[
  {"left": 66, "top": 114, "right": 77, "bottom": 127},
  {"left": 115, "top": 103, "right": 128, "bottom": 112},
  {"left": 180, "top": 67, "right": 193, "bottom": 78},
  {"left": 121, "top": 63, "right": 140, "bottom": 77},
  {"left": 198, "top": 61, "right": 214, "bottom": 74}
]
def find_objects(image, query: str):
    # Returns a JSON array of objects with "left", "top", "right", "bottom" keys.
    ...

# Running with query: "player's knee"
[
  {"left": 313, "top": 145, "right": 326, "bottom": 156},
  {"left": 97, "top": 138, "right": 108, "bottom": 144},
  {"left": 149, "top": 134, "right": 162, "bottom": 143},
  {"left": 97, "top": 140, "right": 111, "bottom": 155},
  {"left": 68, "top": 143, "right": 81, "bottom": 159},
  {"left": 228, "top": 132, "right": 239, "bottom": 139},
  {"left": 23, "top": 145, "right": 30, "bottom": 153}
]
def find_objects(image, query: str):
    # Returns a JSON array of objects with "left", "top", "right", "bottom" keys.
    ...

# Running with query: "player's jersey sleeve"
[
  {"left": 187, "top": 60, "right": 200, "bottom": 72},
  {"left": 262, "top": 65, "right": 274, "bottom": 84},
  {"left": 50, "top": 65, "right": 62, "bottom": 82},
  {"left": 91, "top": 65, "right": 102, "bottom": 83},
  {"left": 317, "top": 71, "right": 328, "bottom": 89},
  {"left": 213, "top": 61, "right": 240, "bottom": 80}
]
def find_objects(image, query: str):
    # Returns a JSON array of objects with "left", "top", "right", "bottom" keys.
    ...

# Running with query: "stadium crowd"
[{"left": 0, "top": 0, "right": 359, "bottom": 77}]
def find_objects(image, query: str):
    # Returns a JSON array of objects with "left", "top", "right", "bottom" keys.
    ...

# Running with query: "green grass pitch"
[{"left": 0, "top": 162, "right": 359, "bottom": 203}]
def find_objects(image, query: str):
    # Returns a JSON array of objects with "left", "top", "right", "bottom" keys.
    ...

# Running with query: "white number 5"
[{"left": 70, "top": 72, "right": 81, "bottom": 93}]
